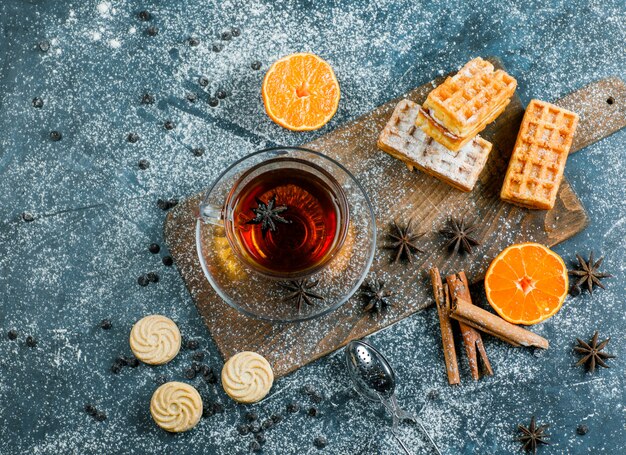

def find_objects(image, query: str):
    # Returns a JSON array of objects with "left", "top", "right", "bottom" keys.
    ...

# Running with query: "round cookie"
[
  {"left": 150, "top": 381, "right": 202, "bottom": 432},
  {"left": 129, "top": 315, "right": 181, "bottom": 365},
  {"left": 221, "top": 351, "right": 274, "bottom": 403}
]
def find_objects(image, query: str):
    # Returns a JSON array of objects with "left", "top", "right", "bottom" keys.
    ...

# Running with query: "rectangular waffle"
[
  {"left": 500, "top": 99, "right": 579, "bottom": 210},
  {"left": 416, "top": 57, "right": 517, "bottom": 151},
  {"left": 378, "top": 99, "right": 493, "bottom": 192}
]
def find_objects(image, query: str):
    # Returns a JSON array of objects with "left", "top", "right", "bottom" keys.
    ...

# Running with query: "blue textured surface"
[{"left": 0, "top": 1, "right": 624, "bottom": 454}]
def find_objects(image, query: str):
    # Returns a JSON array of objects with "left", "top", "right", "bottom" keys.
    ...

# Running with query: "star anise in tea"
[
  {"left": 279, "top": 279, "right": 324, "bottom": 313},
  {"left": 387, "top": 219, "right": 425, "bottom": 264},
  {"left": 439, "top": 218, "right": 480, "bottom": 255},
  {"left": 361, "top": 279, "right": 394, "bottom": 316},
  {"left": 517, "top": 416, "right": 550, "bottom": 454},
  {"left": 246, "top": 195, "right": 291, "bottom": 236},
  {"left": 568, "top": 252, "right": 612, "bottom": 296},
  {"left": 574, "top": 331, "right": 615, "bottom": 373}
]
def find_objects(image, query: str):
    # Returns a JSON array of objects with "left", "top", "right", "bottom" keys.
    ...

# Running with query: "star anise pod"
[
  {"left": 279, "top": 279, "right": 324, "bottom": 313},
  {"left": 439, "top": 218, "right": 480, "bottom": 255},
  {"left": 360, "top": 279, "right": 393, "bottom": 316},
  {"left": 387, "top": 219, "right": 425, "bottom": 264},
  {"left": 246, "top": 195, "right": 291, "bottom": 236},
  {"left": 574, "top": 331, "right": 615, "bottom": 373},
  {"left": 568, "top": 252, "right": 612, "bottom": 296},
  {"left": 517, "top": 416, "right": 550, "bottom": 454}
]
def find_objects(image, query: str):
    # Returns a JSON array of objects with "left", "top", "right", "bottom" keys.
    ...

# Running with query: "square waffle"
[
  {"left": 500, "top": 99, "right": 579, "bottom": 210},
  {"left": 378, "top": 99, "right": 493, "bottom": 192},
  {"left": 416, "top": 57, "right": 517, "bottom": 151}
]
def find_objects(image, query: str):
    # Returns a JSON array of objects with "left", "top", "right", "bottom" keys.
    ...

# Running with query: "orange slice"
[
  {"left": 262, "top": 53, "right": 340, "bottom": 131},
  {"left": 484, "top": 243, "right": 568, "bottom": 325}
]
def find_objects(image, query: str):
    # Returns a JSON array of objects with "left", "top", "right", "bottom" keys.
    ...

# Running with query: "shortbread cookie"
[
  {"left": 150, "top": 381, "right": 203, "bottom": 432},
  {"left": 129, "top": 315, "right": 181, "bottom": 365},
  {"left": 221, "top": 351, "right": 274, "bottom": 403}
]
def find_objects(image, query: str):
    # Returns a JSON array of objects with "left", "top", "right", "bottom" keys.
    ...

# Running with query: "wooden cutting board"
[{"left": 164, "top": 59, "right": 626, "bottom": 378}]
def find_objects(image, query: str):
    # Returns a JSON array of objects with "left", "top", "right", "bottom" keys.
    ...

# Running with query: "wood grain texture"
[{"left": 164, "top": 61, "right": 624, "bottom": 378}]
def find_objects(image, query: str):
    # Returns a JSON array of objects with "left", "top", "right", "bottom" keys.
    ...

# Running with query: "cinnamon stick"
[
  {"left": 430, "top": 267, "right": 460, "bottom": 385},
  {"left": 447, "top": 279, "right": 549, "bottom": 350},
  {"left": 445, "top": 272, "right": 493, "bottom": 379}
]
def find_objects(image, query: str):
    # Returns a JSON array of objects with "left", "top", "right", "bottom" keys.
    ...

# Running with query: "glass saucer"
[{"left": 195, "top": 147, "right": 376, "bottom": 322}]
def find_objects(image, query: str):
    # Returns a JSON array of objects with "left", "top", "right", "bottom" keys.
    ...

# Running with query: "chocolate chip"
[
  {"left": 192, "top": 147, "right": 205, "bottom": 157},
  {"left": 202, "top": 406, "right": 214, "bottom": 418},
  {"left": 212, "top": 43, "right": 223, "bottom": 52},
  {"left": 32, "top": 97, "right": 44, "bottom": 108},
  {"left": 137, "top": 275, "right": 149, "bottom": 286},
  {"left": 286, "top": 402, "right": 300, "bottom": 413},
  {"left": 255, "top": 432, "right": 266, "bottom": 444},
  {"left": 100, "top": 319, "right": 112, "bottom": 330},
  {"left": 38, "top": 40, "right": 50, "bottom": 52},
  {"left": 7, "top": 330, "right": 18, "bottom": 340},
  {"left": 157, "top": 199, "right": 169, "bottom": 210},
  {"left": 192, "top": 351, "right": 205, "bottom": 362},
  {"left": 271, "top": 414, "right": 283, "bottom": 424},
  {"left": 198, "top": 76, "right": 209, "bottom": 87},
  {"left": 237, "top": 423, "right": 250, "bottom": 435},
  {"left": 163, "top": 120, "right": 175, "bottom": 130},
  {"left": 162, "top": 256, "right": 174, "bottom": 266},
  {"left": 203, "top": 367, "right": 217, "bottom": 384},
  {"left": 127, "top": 132, "right": 139, "bottom": 143},
  {"left": 208, "top": 97, "right": 219, "bottom": 107},
  {"left": 21, "top": 212, "right": 34, "bottom": 222},
  {"left": 186, "top": 93, "right": 197, "bottom": 103},
  {"left": 231, "top": 27, "right": 241, "bottom": 37},
  {"left": 249, "top": 441, "right": 261, "bottom": 452},
  {"left": 141, "top": 93, "right": 155, "bottom": 104},
  {"left": 25, "top": 336, "right": 37, "bottom": 347},
  {"left": 155, "top": 375, "right": 167, "bottom": 385},
  {"left": 85, "top": 404, "right": 97, "bottom": 416},
  {"left": 307, "top": 407, "right": 319, "bottom": 417},
  {"left": 261, "top": 418, "right": 273, "bottom": 430},
  {"left": 313, "top": 436, "right": 328, "bottom": 449},
  {"left": 138, "top": 11, "right": 151, "bottom": 21},
  {"left": 577, "top": 424, "right": 589, "bottom": 435},
  {"left": 188, "top": 37, "right": 200, "bottom": 47},
  {"left": 146, "top": 272, "right": 159, "bottom": 283},
  {"left": 111, "top": 363, "right": 122, "bottom": 374},
  {"left": 49, "top": 131, "right": 62, "bottom": 141},
  {"left": 221, "top": 30, "right": 232, "bottom": 41},
  {"left": 216, "top": 90, "right": 227, "bottom": 100},
  {"left": 184, "top": 368, "right": 196, "bottom": 380},
  {"left": 94, "top": 411, "right": 107, "bottom": 421},
  {"left": 146, "top": 26, "right": 158, "bottom": 37},
  {"left": 246, "top": 411, "right": 258, "bottom": 422},
  {"left": 126, "top": 356, "right": 139, "bottom": 368},
  {"left": 138, "top": 159, "right": 150, "bottom": 170},
  {"left": 251, "top": 61, "right": 262, "bottom": 71},
  {"left": 186, "top": 339, "right": 199, "bottom": 350},
  {"left": 148, "top": 243, "right": 160, "bottom": 254}
]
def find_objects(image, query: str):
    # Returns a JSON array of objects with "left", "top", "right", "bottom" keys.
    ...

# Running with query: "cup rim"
[{"left": 197, "top": 146, "right": 377, "bottom": 323}]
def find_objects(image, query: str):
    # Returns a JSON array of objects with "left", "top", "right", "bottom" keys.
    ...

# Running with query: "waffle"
[
  {"left": 378, "top": 99, "right": 493, "bottom": 192},
  {"left": 500, "top": 99, "right": 579, "bottom": 210},
  {"left": 416, "top": 57, "right": 517, "bottom": 151}
]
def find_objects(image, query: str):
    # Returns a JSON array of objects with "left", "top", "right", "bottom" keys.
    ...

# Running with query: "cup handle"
[{"left": 197, "top": 202, "right": 224, "bottom": 226}]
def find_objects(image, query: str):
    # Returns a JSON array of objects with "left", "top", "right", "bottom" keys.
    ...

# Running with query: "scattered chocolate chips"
[
  {"left": 137, "top": 275, "right": 150, "bottom": 287},
  {"left": 146, "top": 26, "right": 159, "bottom": 37},
  {"left": 163, "top": 120, "right": 175, "bottom": 130},
  {"left": 49, "top": 131, "right": 62, "bottom": 141},
  {"left": 237, "top": 423, "right": 250, "bottom": 435},
  {"left": 255, "top": 433, "right": 266, "bottom": 444},
  {"left": 192, "top": 147, "right": 205, "bottom": 157},
  {"left": 208, "top": 97, "right": 219, "bottom": 107},
  {"left": 212, "top": 43, "right": 223, "bottom": 52},
  {"left": 186, "top": 339, "right": 199, "bottom": 350},
  {"left": 32, "top": 97, "right": 44, "bottom": 108},
  {"left": 203, "top": 367, "right": 217, "bottom": 384},
  {"left": 148, "top": 243, "right": 160, "bottom": 254},
  {"left": 188, "top": 37, "right": 200, "bottom": 47},
  {"left": 231, "top": 27, "right": 241, "bottom": 37},
  {"left": 84, "top": 404, "right": 97, "bottom": 416},
  {"left": 307, "top": 407, "right": 319, "bottom": 417},
  {"left": 186, "top": 92, "right": 197, "bottom": 103},
  {"left": 221, "top": 30, "right": 232, "bottom": 41},
  {"left": 138, "top": 159, "right": 150, "bottom": 170},
  {"left": 146, "top": 272, "right": 159, "bottom": 283},
  {"left": 261, "top": 418, "right": 273, "bottom": 430},
  {"left": 198, "top": 76, "right": 209, "bottom": 87},
  {"left": 141, "top": 93, "right": 155, "bottom": 105},
  {"left": 246, "top": 412, "right": 259, "bottom": 422},
  {"left": 251, "top": 61, "right": 262, "bottom": 71},
  {"left": 576, "top": 424, "right": 589, "bottom": 435},
  {"left": 25, "top": 335, "right": 37, "bottom": 347},
  {"left": 216, "top": 89, "right": 227, "bottom": 99},
  {"left": 271, "top": 414, "right": 283, "bottom": 424},
  {"left": 192, "top": 351, "right": 205, "bottom": 362},
  {"left": 184, "top": 367, "right": 196, "bottom": 379},
  {"left": 21, "top": 212, "right": 35, "bottom": 222},
  {"left": 111, "top": 362, "right": 122, "bottom": 374},
  {"left": 7, "top": 330, "right": 18, "bottom": 340},
  {"left": 126, "top": 356, "right": 139, "bottom": 368},
  {"left": 38, "top": 40, "right": 50, "bottom": 52},
  {"left": 127, "top": 132, "right": 139, "bottom": 143},
  {"left": 286, "top": 402, "right": 300, "bottom": 413},
  {"left": 100, "top": 319, "right": 112, "bottom": 330},
  {"left": 162, "top": 256, "right": 174, "bottom": 266},
  {"left": 157, "top": 198, "right": 178, "bottom": 210},
  {"left": 313, "top": 436, "right": 328, "bottom": 449},
  {"left": 249, "top": 440, "right": 261, "bottom": 452},
  {"left": 94, "top": 411, "right": 107, "bottom": 422},
  {"left": 138, "top": 10, "right": 151, "bottom": 21}
]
